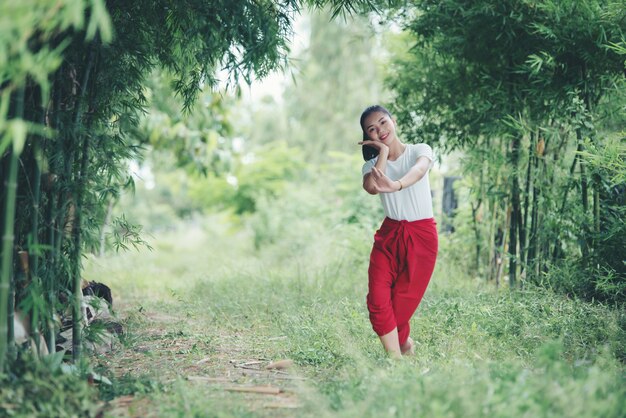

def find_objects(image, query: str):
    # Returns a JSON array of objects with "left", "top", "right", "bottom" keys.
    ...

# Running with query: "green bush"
[
  {"left": 541, "top": 259, "right": 626, "bottom": 306},
  {"left": 0, "top": 353, "right": 100, "bottom": 418}
]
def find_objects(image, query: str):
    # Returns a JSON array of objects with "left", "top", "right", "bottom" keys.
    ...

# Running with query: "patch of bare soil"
[{"left": 98, "top": 303, "right": 304, "bottom": 417}]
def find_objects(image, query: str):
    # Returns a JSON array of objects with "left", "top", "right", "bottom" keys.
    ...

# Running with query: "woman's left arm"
[{"left": 397, "top": 156, "right": 431, "bottom": 190}]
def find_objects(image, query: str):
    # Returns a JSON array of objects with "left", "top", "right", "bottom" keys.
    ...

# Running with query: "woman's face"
[{"left": 362, "top": 111, "right": 396, "bottom": 143}]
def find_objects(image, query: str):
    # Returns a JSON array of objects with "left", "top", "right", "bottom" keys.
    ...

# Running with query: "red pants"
[{"left": 367, "top": 217, "right": 438, "bottom": 346}]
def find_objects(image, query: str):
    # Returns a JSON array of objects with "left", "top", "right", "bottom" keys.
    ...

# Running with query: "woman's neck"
[{"left": 387, "top": 140, "right": 406, "bottom": 161}]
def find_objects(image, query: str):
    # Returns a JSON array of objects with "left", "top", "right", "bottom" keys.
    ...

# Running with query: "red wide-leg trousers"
[{"left": 366, "top": 217, "right": 438, "bottom": 346}]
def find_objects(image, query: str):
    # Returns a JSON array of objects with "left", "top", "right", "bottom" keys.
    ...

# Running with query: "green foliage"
[
  {"left": 0, "top": 352, "right": 99, "bottom": 417},
  {"left": 247, "top": 150, "right": 381, "bottom": 256},
  {"left": 541, "top": 259, "right": 626, "bottom": 308},
  {"left": 385, "top": 0, "right": 626, "bottom": 299},
  {"left": 0, "top": 0, "right": 111, "bottom": 98},
  {"left": 138, "top": 71, "right": 237, "bottom": 176},
  {"left": 579, "top": 136, "right": 626, "bottom": 274},
  {"left": 114, "top": 137, "right": 309, "bottom": 232},
  {"left": 108, "top": 214, "right": 154, "bottom": 253},
  {"left": 232, "top": 141, "right": 307, "bottom": 214},
  {"left": 98, "top": 372, "right": 163, "bottom": 402}
]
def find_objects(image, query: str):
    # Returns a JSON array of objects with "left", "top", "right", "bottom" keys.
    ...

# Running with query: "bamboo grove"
[
  {"left": 0, "top": 0, "right": 382, "bottom": 372},
  {"left": 387, "top": 0, "right": 625, "bottom": 299}
]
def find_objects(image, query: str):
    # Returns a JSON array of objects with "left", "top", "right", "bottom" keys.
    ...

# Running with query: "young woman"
[{"left": 358, "top": 105, "right": 438, "bottom": 358}]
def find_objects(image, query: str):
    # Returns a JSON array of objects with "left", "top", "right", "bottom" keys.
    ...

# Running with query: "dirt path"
[{"left": 99, "top": 303, "right": 305, "bottom": 417}]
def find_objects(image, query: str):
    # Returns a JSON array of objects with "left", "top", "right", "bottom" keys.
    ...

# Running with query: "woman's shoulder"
[{"left": 407, "top": 143, "right": 433, "bottom": 160}]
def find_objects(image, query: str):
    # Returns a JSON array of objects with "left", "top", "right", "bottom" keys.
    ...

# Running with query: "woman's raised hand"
[
  {"left": 358, "top": 139, "right": 389, "bottom": 155},
  {"left": 370, "top": 167, "right": 400, "bottom": 193}
]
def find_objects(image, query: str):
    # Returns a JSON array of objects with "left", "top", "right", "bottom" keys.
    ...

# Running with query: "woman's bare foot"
[{"left": 400, "top": 337, "right": 415, "bottom": 356}]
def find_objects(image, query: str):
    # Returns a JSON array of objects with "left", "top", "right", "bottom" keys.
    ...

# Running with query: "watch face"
[{"left": 362, "top": 145, "right": 379, "bottom": 161}]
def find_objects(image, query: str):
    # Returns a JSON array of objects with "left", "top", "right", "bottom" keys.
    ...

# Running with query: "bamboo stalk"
[
  {"left": 553, "top": 142, "right": 582, "bottom": 262},
  {"left": 30, "top": 140, "right": 42, "bottom": 280},
  {"left": 44, "top": 183, "right": 57, "bottom": 352},
  {"left": 578, "top": 131, "right": 589, "bottom": 259},
  {"left": 71, "top": 134, "right": 90, "bottom": 361},
  {"left": 521, "top": 133, "right": 533, "bottom": 267},
  {"left": 71, "top": 44, "right": 97, "bottom": 362},
  {"left": 99, "top": 197, "right": 114, "bottom": 257},
  {"left": 44, "top": 71, "right": 63, "bottom": 351},
  {"left": 488, "top": 199, "right": 498, "bottom": 282},
  {"left": 16, "top": 251, "right": 45, "bottom": 355},
  {"left": 0, "top": 87, "right": 25, "bottom": 371},
  {"left": 496, "top": 205, "right": 511, "bottom": 289},
  {"left": 7, "top": 257, "right": 15, "bottom": 361},
  {"left": 44, "top": 172, "right": 57, "bottom": 350},
  {"left": 527, "top": 136, "right": 542, "bottom": 281},
  {"left": 535, "top": 134, "right": 549, "bottom": 278},
  {"left": 29, "top": 115, "right": 46, "bottom": 355},
  {"left": 471, "top": 200, "right": 482, "bottom": 272},
  {"left": 508, "top": 136, "right": 521, "bottom": 289},
  {"left": 593, "top": 177, "right": 600, "bottom": 244},
  {"left": 487, "top": 149, "right": 502, "bottom": 283}
]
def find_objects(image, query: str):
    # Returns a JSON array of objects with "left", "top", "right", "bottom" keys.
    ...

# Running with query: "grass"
[{"left": 82, "top": 214, "right": 625, "bottom": 418}]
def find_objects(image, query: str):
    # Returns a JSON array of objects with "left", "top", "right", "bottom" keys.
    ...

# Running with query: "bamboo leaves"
[
  {"left": 86, "top": 0, "right": 113, "bottom": 43},
  {"left": 387, "top": 0, "right": 625, "bottom": 295}
]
